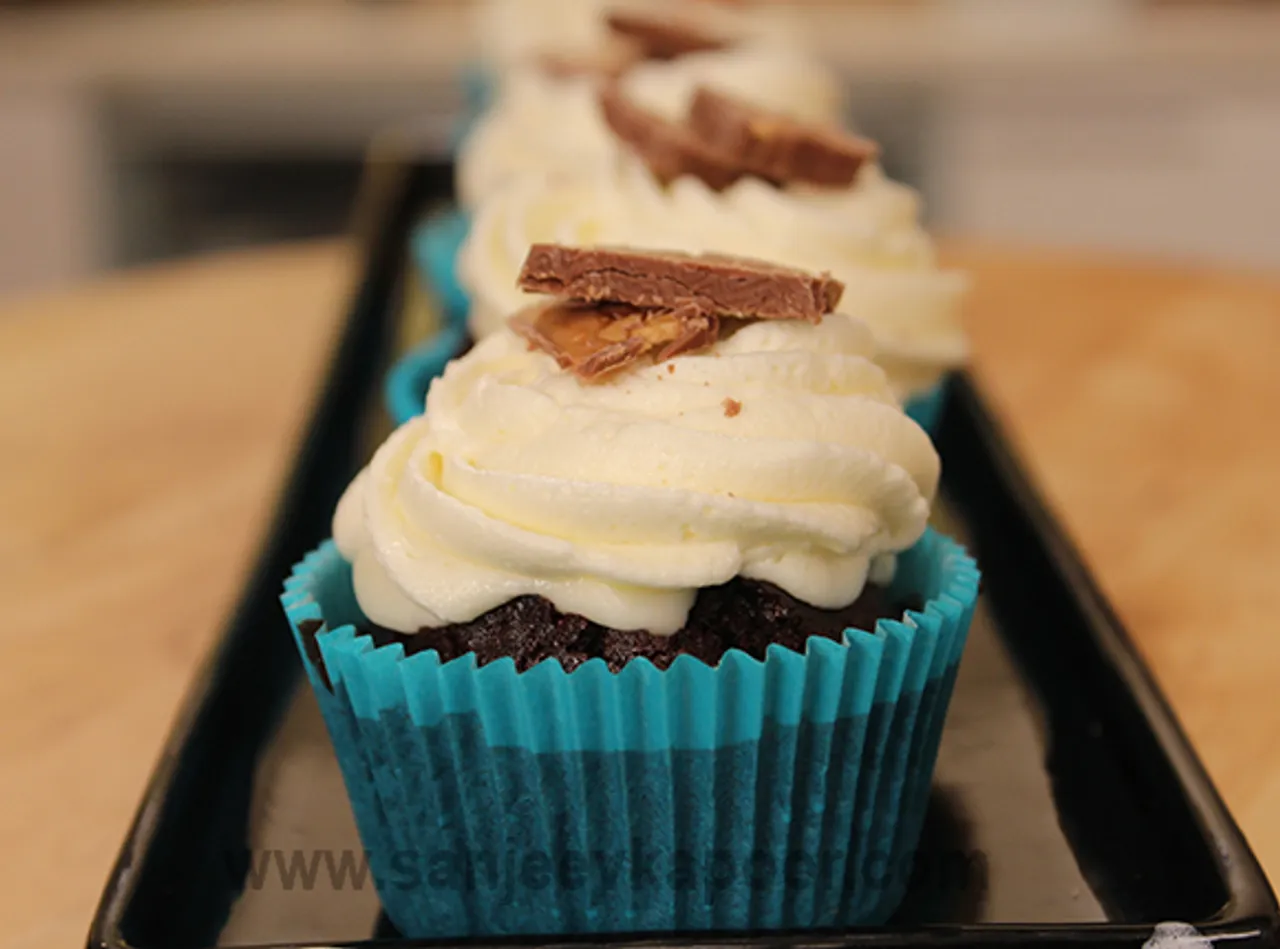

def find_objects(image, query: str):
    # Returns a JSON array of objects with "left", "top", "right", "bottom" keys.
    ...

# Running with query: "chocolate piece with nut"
[
  {"left": 509, "top": 244, "right": 844, "bottom": 381},
  {"left": 519, "top": 244, "right": 844, "bottom": 323},
  {"left": 600, "top": 83, "right": 882, "bottom": 192},
  {"left": 688, "top": 87, "right": 880, "bottom": 188},
  {"left": 599, "top": 85, "right": 744, "bottom": 190}
]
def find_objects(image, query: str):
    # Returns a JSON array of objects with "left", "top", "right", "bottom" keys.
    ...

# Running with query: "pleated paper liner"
[
  {"left": 455, "top": 65, "right": 493, "bottom": 152},
  {"left": 280, "top": 530, "right": 979, "bottom": 938},
  {"left": 904, "top": 376, "right": 950, "bottom": 437},
  {"left": 399, "top": 63, "right": 484, "bottom": 349},
  {"left": 383, "top": 318, "right": 466, "bottom": 428},
  {"left": 424, "top": 61, "right": 487, "bottom": 323},
  {"left": 396, "top": 249, "right": 445, "bottom": 361},
  {"left": 412, "top": 211, "right": 472, "bottom": 333}
]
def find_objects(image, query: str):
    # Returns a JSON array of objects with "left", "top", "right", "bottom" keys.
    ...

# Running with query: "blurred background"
[{"left": 1, "top": 0, "right": 1278, "bottom": 301}]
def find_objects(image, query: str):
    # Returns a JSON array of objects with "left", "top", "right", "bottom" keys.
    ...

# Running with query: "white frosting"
[
  {"left": 455, "top": 72, "right": 626, "bottom": 214},
  {"left": 455, "top": 44, "right": 846, "bottom": 209},
  {"left": 474, "top": 0, "right": 612, "bottom": 70},
  {"left": 660, "top": 170, "right": 970, "bottom": 400},
  {"left": 334, "top": 320, "right": 938, "bottom": 635},
  {"left": 458, "top": 167, "right": 968, "bottom": 400}
]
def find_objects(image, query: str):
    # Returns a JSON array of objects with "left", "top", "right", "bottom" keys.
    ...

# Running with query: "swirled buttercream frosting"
[{"left": 334, "top": 311, "right": 938, "bottom": 636}]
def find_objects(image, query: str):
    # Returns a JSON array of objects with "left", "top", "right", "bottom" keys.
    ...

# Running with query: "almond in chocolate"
[
  {"left": 510, "top": 299, "right": 718, "bottom": 381},
  {"left": 688, "top": 87, "right": 880, "bottom": 188},
  {"left": 519, "top": 244, "right": 844, "bottom": 322}
]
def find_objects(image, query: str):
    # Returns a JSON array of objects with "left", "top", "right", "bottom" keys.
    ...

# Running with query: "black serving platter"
[{"left": 89, "top": 154, "right": 1279, "bottom": 949}]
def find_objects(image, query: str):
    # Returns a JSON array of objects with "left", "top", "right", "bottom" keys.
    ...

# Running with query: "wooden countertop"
[{"left": 2, "top": 239, "right": 1277, "bottom": 947}]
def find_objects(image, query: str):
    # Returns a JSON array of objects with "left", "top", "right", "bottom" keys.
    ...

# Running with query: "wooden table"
[{"left": 2, "top": 239, "right": 1277, "bottom": 947}]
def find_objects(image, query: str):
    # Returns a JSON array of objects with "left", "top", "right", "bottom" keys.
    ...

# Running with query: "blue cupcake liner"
[
  {"left": 903, "top": 377, "right": 950, "bottom": 436},
  {"left": 411, "top": 211, "right": 472, "bottom": 333},
  {"left": 453, "top": 65, "right": 494, "bottom": 152},
  {"left": 384, "top": 320, "right": 466, "bottom": 428},
  {"left": 281, "top": 530, "right": 979, "bottom": 937}
]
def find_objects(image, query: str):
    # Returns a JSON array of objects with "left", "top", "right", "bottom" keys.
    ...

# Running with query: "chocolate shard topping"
[
  {"left": 599, "top": 84, "right": 743, "bottom": 191},
  {"left": 519, "top": 244, "right": 844, "bottom": 323},
  {"left": 600, "top": 84, "right": 885, "bottom": 194},
  {"left": 604, "top": 9, "right": 729, "bottom": 61},
  {"left": 688, "top": 86, "right": 881, "bottom": 188},
  {"left": 510, "top": 299, "right": 719, "bottom": 381}
]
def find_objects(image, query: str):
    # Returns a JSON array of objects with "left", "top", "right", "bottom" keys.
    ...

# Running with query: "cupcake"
[
  {"left": 415, "top": 5, "right": 845, "bottom": 342},
  {"left": 416, "top": 39, "right": 846, "bottom": 344},
  {"left": 452, "top": 89, "right": 967, "bottom": 432},
  {"left": 411, "top": 2, "right": 844, "bottom": 350},
  {"left": 285, "top": 244, "right": 979, "bottom": 937},
  {"left": 456, "top": 44, "right": 847, "bottom": 211}
]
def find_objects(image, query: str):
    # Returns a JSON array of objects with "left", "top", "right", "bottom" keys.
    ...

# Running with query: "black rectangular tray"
[{"left": 88, "top": 156, "right": 1279, "bottom": 949}]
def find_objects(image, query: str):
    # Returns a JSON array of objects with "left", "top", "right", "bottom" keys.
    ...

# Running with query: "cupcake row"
[
  {"left": 282, "top": 4, "right": 981, "bottom": 940},
  {"left": 393, "top": 0, "right": 969, "bottom": 435}
]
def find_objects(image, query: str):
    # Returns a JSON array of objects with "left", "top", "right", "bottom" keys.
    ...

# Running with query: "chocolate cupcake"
[{"left": 284, "top": 246, "right": 979, "bottom": 937}]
